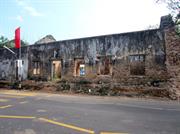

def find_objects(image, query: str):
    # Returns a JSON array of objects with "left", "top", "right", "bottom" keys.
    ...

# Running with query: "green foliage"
[
  {"left": 156, "top": 0, "right": 180, "bottom": 36},
  {"left": 175, "top": 13, "right": 180, "bottom": 36},
  {"left": 0, "top": 35, "right": 29, "bottom": 48},
  {"left": 0, "top": 36, "right": 11, "bottom": 47},
  {"left": 21, "top": 40, "right": 29, "bottom": 47},
  {"left": 156, "top": 0, "right": 180, "bottom": 14},
  {"left": 97, "top": 84, "right": 110, "bottom": 96},
  {"left": 0, "top": 36, "right": 8, "bottom": 43},
  {"left": 78, "top": 79, "right": 91, "bottom": 84}
]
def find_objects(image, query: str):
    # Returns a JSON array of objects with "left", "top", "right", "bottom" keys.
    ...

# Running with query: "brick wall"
[{"left": 165, "top": 27, "right": 180, "bottom": 99}]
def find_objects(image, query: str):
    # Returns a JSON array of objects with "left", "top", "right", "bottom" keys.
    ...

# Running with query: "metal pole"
[
  {"left": 3, "top": 46, "right": 16, "bottom": 55},
  {"left": 19, "top": 40, "right": 22, "bottom": 89}
]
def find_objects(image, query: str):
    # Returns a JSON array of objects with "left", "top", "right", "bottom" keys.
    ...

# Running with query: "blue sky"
[{"left": 0, "top": 0, "right": 169, "bottom": 44}]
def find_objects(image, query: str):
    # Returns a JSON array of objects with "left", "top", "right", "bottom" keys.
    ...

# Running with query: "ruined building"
[{"left": 0, "top": 15, "right": 179, "bottom": 99}]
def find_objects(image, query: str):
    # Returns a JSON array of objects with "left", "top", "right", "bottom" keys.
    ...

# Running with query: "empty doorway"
[{"left": 51, "top": 60, "right": 61, "bottom": 79}]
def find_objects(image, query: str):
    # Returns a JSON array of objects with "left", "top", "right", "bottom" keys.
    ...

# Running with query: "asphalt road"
[{"left": 0, "top": 90, "right": 180, "bottom": 134}]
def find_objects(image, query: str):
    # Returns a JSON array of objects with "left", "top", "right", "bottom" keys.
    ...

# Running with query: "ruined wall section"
[
  {"left": 0, "top": 47, "right": 29, "bottom": 81},
  {"left": 165, "top": 27, "right": 180, "bottom": 99},
  {"left": 0, "top": 29, "right": 167, "bottom": 88},
  {"left": 0, "top": 48, "right": 17, "bottom": 81},
  {"left": 26, "top": 29, "right": 167, "bottom": 85},
  {"left": 99, "top": 30, "right": 167, "bottom": 85}
]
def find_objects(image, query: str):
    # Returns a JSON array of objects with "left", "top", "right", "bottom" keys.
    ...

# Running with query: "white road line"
[
  {"left": 19, "top": 101, "right": 28, "bottom": 104},
  {"left": 116, "top": 103, "right": 180, "bottom": 111}
]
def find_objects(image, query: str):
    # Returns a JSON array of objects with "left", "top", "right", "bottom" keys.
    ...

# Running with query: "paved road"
[{"left": 0, "top": 90, "right": 180, "bottom": 134}]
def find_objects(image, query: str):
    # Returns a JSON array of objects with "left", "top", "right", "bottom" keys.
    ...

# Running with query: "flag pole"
[
  {"left": 19, "top": 27, "right": 22, "bottom": 89},
  {"left": 15, "top": 27, "right": 21, "bottom": 89}
]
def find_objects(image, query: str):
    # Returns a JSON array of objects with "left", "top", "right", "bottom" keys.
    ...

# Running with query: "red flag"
[{"left": 15, "top": 27, "right": 20, "bottom": 48}]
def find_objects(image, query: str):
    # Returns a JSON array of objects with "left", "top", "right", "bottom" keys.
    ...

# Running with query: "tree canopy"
[
  {"left": 0, "top": 35, "right": 29, "bottom": 48},
  {"left": 156, "top": 0, "right": 179, "bottom": 14},
  {"left": 156, "top": 0, "right": 180, "bottom": 35}
]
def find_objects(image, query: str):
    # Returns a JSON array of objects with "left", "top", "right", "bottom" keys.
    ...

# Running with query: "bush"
[
  {"left": 97, "top": 85, "right": 109, "bottom": 96},
  {"left": 56, "top": 81, "right": 70, "bottom": 91}
]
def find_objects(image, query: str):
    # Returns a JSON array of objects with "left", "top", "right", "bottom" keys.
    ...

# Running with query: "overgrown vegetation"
[
  {"left": 174, "top": 13, "right": 180, "bottom": 36},
  {"left": 56, "top": 79, "right": 70, "bottom": 91}
]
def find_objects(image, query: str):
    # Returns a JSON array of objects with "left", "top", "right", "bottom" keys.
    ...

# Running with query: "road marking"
[
  {"left": 0, "top": 105, "right": 12, "bottom": 109},
  {"left": 19, "top": 101, "right": 28, "bottom": 104},
  {"left": 164, "top": 108, "right": 180, "bottom": 112},
  {"left": 0, "top": 99, "right": 9, "bottom": 102},
  {"left": 0, "top": 115, "right": 35, "bottom": 119},
  {"left": 100, "top": 132, "right": 128, "bottom": 134},
  {"left": 0, "top": 92, "right": 36, "bottom": 97},
  {"left": 116, "top": 103, "right": 180, "bottom": 111},
  {"left": 37, "top": 109, "right": 46, "bottom": 113},
  {"left": 0, "top": 94, "right": 24, "bottom": 99},
  {"left": 116, "top": 103, "right": 164, "bottom": 110},
  {"left": 39, "top": 118, "right": 95, "bottom": 134}
]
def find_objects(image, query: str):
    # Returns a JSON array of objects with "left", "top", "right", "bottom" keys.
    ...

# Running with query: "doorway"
[{"left": 51, "top": 60, "right": 61, "bottom": 80}]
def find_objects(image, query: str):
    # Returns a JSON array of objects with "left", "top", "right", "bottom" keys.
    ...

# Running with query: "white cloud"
[
  {"left": 15, "top": 0, "right": 44, "bottom": 17},
  {"left": 16, "top": 15, "right": 23, "bottom": 22},
  {"left": 24, "top": 6, "right": 44, "bottom": 17},
  {"left": 85, "top": 0, "right": 169, "bottom": 35}
]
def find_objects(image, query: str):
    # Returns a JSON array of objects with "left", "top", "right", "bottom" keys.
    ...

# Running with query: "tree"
[
  {"left": 0, "top": 35, "right": 10, "bottom": 47},
  {"left": 174, "top": 13, "right": 180, "bottom": 35},
  {"left": 156, "top": 0, "right": 180, "bottom": 35},
  {"left": 21, "top": 40, "right": 29, "bottom": 46},
  {"left": 156, "top": 0, "right": 179, "bottom": 14},
  {"left": 0, "top": 36, "right": 8, "bottom": 44},
  {"left": 0, "top": 35, "right": 29, "bottom": 48}
]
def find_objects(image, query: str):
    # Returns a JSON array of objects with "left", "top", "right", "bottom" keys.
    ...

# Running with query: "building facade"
[{"left": 0, "top": 15, "right": 179, "bottom": 98}]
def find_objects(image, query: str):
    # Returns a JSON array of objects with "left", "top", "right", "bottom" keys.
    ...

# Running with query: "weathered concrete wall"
[
  {"left": 0, "top": 48, "right": 16, "bottom": 81},
  {"left": 0, "top": 47, "right": 29, "bottom": 81},
  {"left": 0, "top": 29, "right": 167, "bottom": 87}
]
